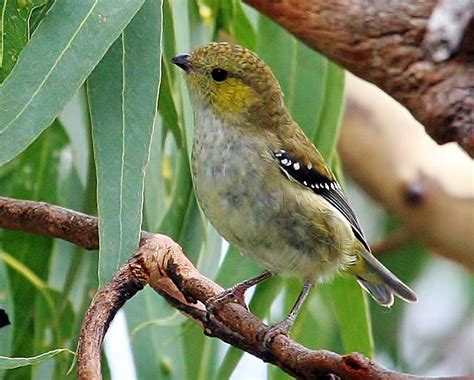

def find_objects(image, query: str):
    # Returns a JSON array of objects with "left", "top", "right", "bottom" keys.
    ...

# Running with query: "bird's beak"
[{"left": 171, "top": 54, "right": 192, "bottom": 72}]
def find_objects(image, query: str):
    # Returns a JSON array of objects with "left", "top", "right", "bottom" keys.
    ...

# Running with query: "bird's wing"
[{"left": 272, "top": 148, "right": 370, "bottom": 252}]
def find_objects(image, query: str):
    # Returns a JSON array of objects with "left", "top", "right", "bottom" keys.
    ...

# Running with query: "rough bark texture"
[
  {"left": 0, "top": 197, "right": 429, "bottom": 380},
  {"left": 244, "top": 0, "right": 474, "bottom": 157}
]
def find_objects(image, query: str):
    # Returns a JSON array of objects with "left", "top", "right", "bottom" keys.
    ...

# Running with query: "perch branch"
[
  {"left": 0, "top": 197, "right": 425, "bottom": 379},
  {"left": 243, "top": 0, "right": 474, "bottom": 157}
]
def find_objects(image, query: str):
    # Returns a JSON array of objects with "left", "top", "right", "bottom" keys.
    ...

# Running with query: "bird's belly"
[
  {"left": 192, "top": 125, "right": 273, "bottom": 251},
  {"left": 192, "top": 111, "right": 353, "bottom": 279}
]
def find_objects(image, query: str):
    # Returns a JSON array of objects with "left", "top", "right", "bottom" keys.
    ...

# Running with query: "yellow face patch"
[
  {"left": 187, "top": 73, "right": 259, "bottom": 117},
  {"left": 210, "top": 77, "right": 259, "bottom": 116}
]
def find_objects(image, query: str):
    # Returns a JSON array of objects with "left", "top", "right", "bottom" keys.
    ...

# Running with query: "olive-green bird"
[{"left": 172, "top": 42, "right": 417, "bottom": 336}]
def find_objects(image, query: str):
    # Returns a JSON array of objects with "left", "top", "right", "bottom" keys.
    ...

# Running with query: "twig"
[{"left": 0, "top": 197, "right": 433, "bottom": 379}]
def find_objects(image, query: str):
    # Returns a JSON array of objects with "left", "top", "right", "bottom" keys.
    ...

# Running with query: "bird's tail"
[{"left": 349, "top": 249, "right": 417, "bottom": 307}]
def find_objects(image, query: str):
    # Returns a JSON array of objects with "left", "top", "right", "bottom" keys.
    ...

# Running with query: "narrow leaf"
[
  {"left": 321, "top": 278, "right": 373, "bottom": 357},
  {"left": 125, "top": 287, "right": 186, "bottom": 380},
  {"left": 256, "top": 15, "right": 328, "bottom": 138},
  {"left": 313, "top": 62, "right": 345, "bottom": 162},
  {"left": 88, "top": 0, "right": 162, "bottom": 283},
  {"left": 0, "top": 349, "right": 73, "bottom": 370}
]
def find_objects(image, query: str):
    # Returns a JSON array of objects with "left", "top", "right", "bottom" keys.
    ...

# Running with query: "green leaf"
[
  {"left": 256, "top": 15, "right": 328, "bottom": 138},
  {"left": 320, "top": 278, "right": 373, "bottom": 357},
  {"left": 144, "top": 114, "right": 167, "bottom": 232},
  {"left": 0, "top": 0, "right": 145, "bottom": 166},
  {"left": 231, "top": 1, "right": 256, "bottom": 49},
  {"left": 0, "top": 349, "right": 73, "bottom": 370},
  {"left": 317, "top": 164, "right": 373, "bottom": 357},
  {"left": 158, "top": 67, "right": 182, "bottom": 148},
  {"left": 313, "top": 62, "right": 345, "bottom": 162},
  {"left": 0, "top": 121, "right": 67, "bottom": 379},
  {"left": 125, "top": 287, "right": 186, "bottom": 380},
  {"left": 182, "top": 321, "right": 219, "bottom": 380},
  {"left": 88, "top": 0, "right": 162, "bottom": 284},
  {"left": 0, "top": 252, "right": 51, "bottom": 299},
  {"left": 214, "top": 246, "right": 261, "bottom": 289},
  {"left": 216, "top": 277, "right": 283, "bottom": 379},
  {"left": 0, "top": 0, "right": 51, "bottom": 82},
  {"left": 169, "top": 0, "right": 194, "bottom": 156},
  {"left": 59, "top": 86, "right": 91, "bottom": 188},
  {"left": 0, "top": 255, "right": 13, "bottom": 378},
  {"left": 371, "top": 214, "right": 428, "bottom": 364},
  {"left": 157, "top": 151, "right": 193, "bottom": 240}
]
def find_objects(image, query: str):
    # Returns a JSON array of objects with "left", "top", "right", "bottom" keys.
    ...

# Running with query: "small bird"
[{"left": 172, "top": 42, "right": 417, "bottom": 337}]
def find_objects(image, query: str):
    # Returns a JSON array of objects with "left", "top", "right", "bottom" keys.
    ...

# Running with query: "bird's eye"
[{"left": 211, "top": 68, "right": 228, "bottom": 82}]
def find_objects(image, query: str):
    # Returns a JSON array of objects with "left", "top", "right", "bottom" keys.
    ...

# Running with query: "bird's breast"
[
  {"left": 192, "top": 107, "right": 277, "bottom": 242},
  {"left": 191, "top": 105, "right": 353, "bottom": 279}
]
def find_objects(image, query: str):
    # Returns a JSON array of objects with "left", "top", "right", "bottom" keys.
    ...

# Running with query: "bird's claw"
[
  {"left": 262, "top": 318, "right": 294, "bottom": 351},
  {"left": 205, "top": 287, "right": 249, "bottom": 316}
]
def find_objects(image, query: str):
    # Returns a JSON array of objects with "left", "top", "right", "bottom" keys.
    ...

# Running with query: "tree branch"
[
  {"left": 0, "top": 197, "right": 427, "bottom": 379},
  {"left": 340, "top": 74, "right": 474, "bottom": 270},
  {"left": 243, "top": 0, "right": 474, "bottom": 157}
]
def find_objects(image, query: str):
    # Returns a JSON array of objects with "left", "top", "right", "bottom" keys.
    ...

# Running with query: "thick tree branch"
[
  {"left": 340, "top": 75, "right": 474, "bottom": 270},
  {"left": 244, "top": 0, "right": 474, "bottom": 157},
  {"left": 0, "top": 197, "right": 428, "bottom": 379}
]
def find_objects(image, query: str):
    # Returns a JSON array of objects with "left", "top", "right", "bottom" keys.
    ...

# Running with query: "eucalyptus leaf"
[
  {"left": 0, "top": 122, "right": 67, "bottom": 379},
  {"left": 313, "top": 62, "right": 345, "bottom": 162},
  {"left": 0, "top": 0, "right": 145, "bottom": 166},
  {"left": 88, "top": 0, "right": 162, "bottom": 283},
  {"left": 125, "top": 287, "right": 185, "bottom": 380},
  {"left": 0, "top": 0, "right": 51, "bottom": 82},
  {"left": 257, "top": 15, "right": 327, "bottom": 138},
  {"left": 0, "top": 349, "right": 73, "bottom": 370}
]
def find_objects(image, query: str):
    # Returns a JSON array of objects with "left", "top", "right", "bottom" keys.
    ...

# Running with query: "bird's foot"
[
  {"left": 206, "top": 272, "right": 273, "bottom": 315},
  {"left": 262, "top": 316, "right": 295, "bottom": 350},
  {"left": 206, "top": 285, "right": 249, "bottom": 315}
]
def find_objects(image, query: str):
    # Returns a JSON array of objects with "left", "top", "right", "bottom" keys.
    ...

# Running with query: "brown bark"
[
  {"left": 243, "top": 0, "right": 474, "bottom": 157},
  {"left": 0, "top": 197, "right": 428, "bottom": 380}
]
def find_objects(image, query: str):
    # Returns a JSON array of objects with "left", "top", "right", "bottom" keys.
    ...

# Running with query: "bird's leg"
[
  {"left": 206, "top": 271, "right": 273, "bottom": 311},
  {"left": 263, "top": 280, "right": 314, "bottom": 347}
]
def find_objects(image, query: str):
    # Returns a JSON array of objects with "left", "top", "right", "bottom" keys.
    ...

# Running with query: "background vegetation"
[{"left": 0, "top": 1, "right": 471, "bottom": 379}]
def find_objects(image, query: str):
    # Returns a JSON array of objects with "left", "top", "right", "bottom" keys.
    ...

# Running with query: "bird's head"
[{"left": 172, "top": 42, "right": 288, "bottom": 125}]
